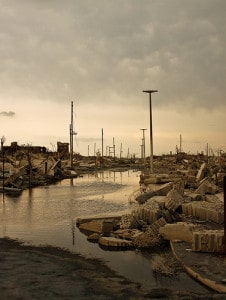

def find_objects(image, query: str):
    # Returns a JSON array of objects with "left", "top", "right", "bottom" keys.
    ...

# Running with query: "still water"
[{"left": 0, "top": 170, "right": 210, "bottom": 294}]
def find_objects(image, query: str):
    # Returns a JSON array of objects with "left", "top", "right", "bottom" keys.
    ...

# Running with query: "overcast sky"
[{"left": 0, "top": 0, "right": 225, "bottom": 156}]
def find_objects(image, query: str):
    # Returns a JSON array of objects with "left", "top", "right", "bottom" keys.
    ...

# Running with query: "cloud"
[
  {"left": 0, "top": 0, "right": 225, "bottom": 114},
  {"left": 0, "top": 111, "right": 15, "bottom": 117}
]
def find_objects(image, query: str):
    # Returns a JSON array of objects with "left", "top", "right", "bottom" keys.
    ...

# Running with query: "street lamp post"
[{"left": 142, "top": 90, "right": 158, "bottom": 173}]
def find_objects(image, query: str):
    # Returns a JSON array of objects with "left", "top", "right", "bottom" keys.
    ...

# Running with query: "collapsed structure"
[{"left": 77, "top": 155, "right": 226, "bottom": 254}]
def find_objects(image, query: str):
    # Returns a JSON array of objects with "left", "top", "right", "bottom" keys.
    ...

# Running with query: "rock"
[
  {"left": 186, "top": 192, "right": 203, "bottom": 201},
  {"left": 98, "top": 237, "right": 133, "bottom": 249},
  {"left": 87, "top": 233, "right": 100, "bottom": 242},
  {"left": 159, "top": 222, "right": 195, "bottom": 243},
  {"left": 192, "top": 229, "right": 224, "bottom": 253},
  {"left": 135, "top": 182, "right": 174, "bottom": 204},
  {"left": 165, "top": 188, "right": 183, "bottom": 212},
  {"left": 182, "top": 200, "right": 224, "bottom": 224},
  {"left": 114, "top": 229, "right": 141, "bottom": 240},
  {"left": 132, "top": 217, "right": 167, "bottom": 249},
  {"left": 79, "top": 220, "right": 113, "bottom": 234},
  {"left": 195, "top": 177, "right": 218, "bottom": 195},
  {"left": 196, "top": 162, "right": 207, "bottom": 182}
]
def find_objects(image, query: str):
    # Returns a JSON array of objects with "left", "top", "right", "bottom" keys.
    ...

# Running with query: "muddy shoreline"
[{"left": 0, "top": 237, "right": 224, "bottom": 300}]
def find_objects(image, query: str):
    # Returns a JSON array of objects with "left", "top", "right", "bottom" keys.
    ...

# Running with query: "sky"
[{"left": 0, "top": 0, "right": 225, "bottom": 157}]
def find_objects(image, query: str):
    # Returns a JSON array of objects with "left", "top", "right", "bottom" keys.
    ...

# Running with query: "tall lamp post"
[{"left": 142, "top": 90, "right": 158, "bottom": 173}]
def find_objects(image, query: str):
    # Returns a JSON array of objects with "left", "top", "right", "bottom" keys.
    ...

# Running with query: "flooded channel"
[{"left": 0, "top": 170, "right": 210, "bottom": 294}]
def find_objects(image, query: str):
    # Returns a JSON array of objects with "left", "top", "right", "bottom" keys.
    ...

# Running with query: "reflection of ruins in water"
[{"left": 0, "top": 170, "right": 208, "bottom": 294}]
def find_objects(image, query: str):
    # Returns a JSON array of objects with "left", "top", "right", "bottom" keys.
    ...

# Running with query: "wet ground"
[
  {"left": 0, "top": 238, "right": 143, "bottom": 300},
  {"left": 1, "top": 238, "right": 225, "bottom": 300}
]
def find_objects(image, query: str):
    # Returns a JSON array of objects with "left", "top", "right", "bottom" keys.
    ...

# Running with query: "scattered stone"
[
  {"left": 114, "top": 229, "right": 141, "bottom": 240},
  {"left": 87, "top": 233, "right": 100, "bottom": 242},
  {"left": 159, "top": 222, "right": 196, "bottom": 243},
  {"left": 98, "top": 237, "right": 133, "bottom": 249},
  {"left": 186, "top": 192, "right": 203, "bottom": 201},
  {"left": 192, "top": 229, "right": 224, "bottom": 253},
  {"left": 195, "top": 177, "right": 218, "bottom": 195},
  {"left": 165, "top": 188, "right": 183, "bottom": 212},
  {"left": 196, "top": 162, "right": 208, "bottom": 182},
  {"left": 135, "top": 182, "right": 174, "bottom": 204},
  {"left": 79, "top": 220, "right": 113, "bottom": 234},
  {"left": 182, "top": 200, "right": 224, "bottom": 224},
  {"left": 132, "top": 217, "right": 167, "bottom": 249}
]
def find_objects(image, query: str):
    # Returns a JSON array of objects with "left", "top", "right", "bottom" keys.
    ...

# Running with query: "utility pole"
[
  {"left": 1, "top": 136, "right": 5, "bottom": 199},
  {"left": 70, "top": 101, "right": 77, "bottom": 168},
  {"left": 101, "top": 128, "right": 104, "bottom": 159},
  {"left": 140, "top": 128, "right": 147, "bottom": 165},
  {"left": 140, "top": 143, "right": 143, "bottom": 159},
  {"left": 93, "top": 143, "right": 96, "bottom": 156},
  {"left": 180, "top": 134, "right": 182, "bottom": 153},
  {"left": 113, "top": 137, "right": 115, "bottom": 159},
  {"left": 109, "top": 137, "right": 115, "bottom": 158},
  {"left": 120, "top": 143, "right": 123, "bottom": 159},
  {"left": 143, "top": 90, "right": 158, "bottom": 173}
]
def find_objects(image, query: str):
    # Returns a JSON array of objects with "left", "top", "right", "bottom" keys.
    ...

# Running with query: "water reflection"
[{"left": 0, "top": 170, "right": 210, "bottom": 294}]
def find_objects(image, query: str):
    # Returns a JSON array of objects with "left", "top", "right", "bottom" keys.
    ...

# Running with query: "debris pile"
[
  {"left": 76, "top": 154, "right": 226, "bottom": 254},
  {"left": 0, "top": 152, "right": 78, "bottom": 193}
]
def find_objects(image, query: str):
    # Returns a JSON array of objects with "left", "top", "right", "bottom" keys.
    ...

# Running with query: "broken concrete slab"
[
  {"left": 98, "top": 237, "right": 133, "bottom": 249},
  {"left": 135, "top": 182, "right": 174, "bottom": 204},
  {"left": 159, "top": 222, "right": 196, "bottom": 243},
  {"left": 196, "top": 162, "right": 208, "bottom": 182},
  {"left": 78, "top": 220, "right": 114, "bottom": 234},
  {"left": 192, "top": 229, "right": 224, "bottom": 253},
  {"left": 132, "top": 217, "right": 167, "bottom": 249},
  {"left": 195, "top": 177, "right": 218, "bottom": 195},
  {"left": 113, "top": 229, "right": 141, "bottom": 240},
  {"left": 87, "top": 233, "right": 101, "bottom": 242},
  {"left": 182, "top": 200, "right": 224, "bottom": 224},
  {"left": 164, "top": 188, "right": 183, "bottom": 212},
  {"left": 186, "top": 192, "right": 203, "bottom": 201}
]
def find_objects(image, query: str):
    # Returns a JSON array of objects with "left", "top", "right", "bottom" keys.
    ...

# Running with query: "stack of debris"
[
  {"left": 76, "top": 160, "right": 226, "bottom": 254},
  {"left": 0, "top": 152, "right": 78, "bottom": 193}
]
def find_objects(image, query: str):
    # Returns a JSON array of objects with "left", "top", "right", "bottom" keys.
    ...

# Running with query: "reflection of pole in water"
[
  {"left": 101, "top": 171, "right": 104, "bottom": 182},
  {"left": 72, "top": 219, "right": 75, "bottom": 245},
  {"left": 94, "top": 143, "right": 96, "bottom": 156},
  {"left": 120, "top": 172, "right": 122, "bottom": 184},
  {"left": 2, "top": 199, "right": 6, "bottom": 235},
  {"left": 27, "top": 188, "right": 34, "bottom": 224},
  {"left": 70, "top": 178, "right": 74, "bottom": 186}
]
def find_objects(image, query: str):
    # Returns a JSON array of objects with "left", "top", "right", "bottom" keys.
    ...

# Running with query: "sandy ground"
[{"left": 0, "top": 238, "right": 224, "bottom": 300}]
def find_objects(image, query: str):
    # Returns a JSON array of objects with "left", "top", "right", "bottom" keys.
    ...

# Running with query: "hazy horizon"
[{"left": 1, "top": 0, "right": 225, "bottom": 156}]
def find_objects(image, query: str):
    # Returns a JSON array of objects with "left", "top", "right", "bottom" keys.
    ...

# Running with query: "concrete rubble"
[
  {"left": 1, "top": 144, "right": 226, "bottom": 254},
  {"left": 76, "top": 153, "right": 226, "bottom": 254},
  {"left": 0, "top": 143, "right": 144, "bottom": 194}
]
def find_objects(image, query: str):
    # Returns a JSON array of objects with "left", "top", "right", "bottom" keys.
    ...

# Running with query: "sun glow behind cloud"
[{"left": 0, "top": 0, "right": 225, "bottom": 156}]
